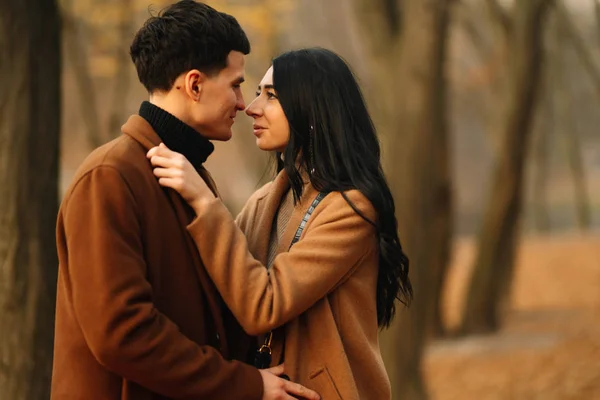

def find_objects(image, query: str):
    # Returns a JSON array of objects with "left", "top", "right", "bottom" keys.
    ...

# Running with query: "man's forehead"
[{"left": 227, "top": 50, "right": 246, "bottom": 69}]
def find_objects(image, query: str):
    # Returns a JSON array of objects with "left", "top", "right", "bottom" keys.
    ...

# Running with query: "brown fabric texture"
[
  {"left": 51, "top": 115, "right": 262, "bottom": 400},
  {"left": 187, "top": 170, "right": 392, "bottom": 400},
  {"left": 266, "top": 188, "right": 294, "bottom": 269}
]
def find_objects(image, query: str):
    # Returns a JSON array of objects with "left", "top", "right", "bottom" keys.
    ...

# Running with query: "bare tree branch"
[
  {"left": 352, "top": 0, "right": 402, "bottom": 56},
  {"left": 384, "top": 0, "right": 402, "bottom": 34},
  {"left": 459, "top": 0, "right": 512, "bottom": 151},
  {"left": 108, "top": 0, "right": 134, "bottom": 138},
  {"left": 594, "top": 0, "right": 600, "bottom": 44},
  {"left": 485, "top": 0, "right": 512, "bottom": 38},
  {"left": 61, "top": 1, "right": 104, "bottom": 149},
  {"left": 554, "top": 10, "right": 592, "bottom": 231},
  {"left": 556, "top": 0, "right": 600, "bottom": 101},
  {"left": 459, "top": 5, "right": 489, "bottom": 55}
]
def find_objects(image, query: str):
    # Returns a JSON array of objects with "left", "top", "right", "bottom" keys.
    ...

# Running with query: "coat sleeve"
[
  {"left": 187, "top": 192, "right": 377, "bottom": 335},
  {"left": 60, "top": 166, "right": 263, "bottom": 399}
]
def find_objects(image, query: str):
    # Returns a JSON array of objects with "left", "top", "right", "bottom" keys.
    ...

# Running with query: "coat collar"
[
  {"left": 252, "top": 169, "right": 320, "bottom": 263},
  {"left": 121, "top": 115, "right": 221, "bottom": 197},
  {"left": 251, "top": 171, "right": 290, "bottom": 265},
  {"left": 121, "top": 114, "right": 160, "bottom": 152}
]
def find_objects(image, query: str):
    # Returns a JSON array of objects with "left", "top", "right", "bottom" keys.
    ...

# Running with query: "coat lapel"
[
  {"left": 276, "top": 178, "right": 320, "bottom": 254},
  {"left": 264, "top": 171, "right": 320, "bottom": 366},
  {"left": 250, "top": 170, "right": 291, "bottom": 265},
  {"left": 121, "top": 115, "right": 229, "bottom": 354}
]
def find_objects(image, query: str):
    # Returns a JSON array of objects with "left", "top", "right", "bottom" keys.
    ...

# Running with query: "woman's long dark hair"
[{"left": 272, "top": 48, "right": 412, "bottom": 328}]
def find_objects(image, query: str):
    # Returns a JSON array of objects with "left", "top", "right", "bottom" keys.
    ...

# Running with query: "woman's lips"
[{"left": 253, "top": 125, "right": 266, "bottom": 136}]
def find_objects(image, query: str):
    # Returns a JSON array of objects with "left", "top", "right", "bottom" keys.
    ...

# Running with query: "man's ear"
[{"left": 184, "top": 69, "right": 207, "bottom": 102}]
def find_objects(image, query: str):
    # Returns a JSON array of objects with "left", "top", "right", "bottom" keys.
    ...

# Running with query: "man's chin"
[
  {"left": 203, "top": 130, "right": 232, "bottom": 142},
  {"left": 217, "top": 130, "right": 233, "bottom": 141}
]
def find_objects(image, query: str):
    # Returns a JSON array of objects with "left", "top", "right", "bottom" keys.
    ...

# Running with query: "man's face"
[{"left": 192, "top": 51, "right": 246, "bottom": 141}]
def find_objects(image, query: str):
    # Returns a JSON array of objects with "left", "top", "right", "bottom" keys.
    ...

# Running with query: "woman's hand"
[{"left": 146, "top": 143, "right": 215, "bottom": 211}]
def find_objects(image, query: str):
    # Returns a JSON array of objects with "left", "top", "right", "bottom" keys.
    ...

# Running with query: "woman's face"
[{"left": 245, "top": 66, "right": 290, "bottom": 152}]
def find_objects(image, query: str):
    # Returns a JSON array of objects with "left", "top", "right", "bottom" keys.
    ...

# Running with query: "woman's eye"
[
  {"left": 255, "top": 91, "right": 261, "bottom": 97},
  {"left": 267, "top": 92, "right": 278, "bottom": 99}
]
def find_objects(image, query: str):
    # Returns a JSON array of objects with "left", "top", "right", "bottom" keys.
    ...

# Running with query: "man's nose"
[{"left": 236, "top": 93, "right": 246, "bottom": 111}]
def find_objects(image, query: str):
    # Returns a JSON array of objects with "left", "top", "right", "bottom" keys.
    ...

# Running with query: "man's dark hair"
[{"left": 130, "top": 0, "right": 250, "bottom": 92}]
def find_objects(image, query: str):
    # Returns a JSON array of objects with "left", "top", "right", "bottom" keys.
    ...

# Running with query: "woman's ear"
[{"left": 184, "top": 69, "right": 206, "bottom": 102}]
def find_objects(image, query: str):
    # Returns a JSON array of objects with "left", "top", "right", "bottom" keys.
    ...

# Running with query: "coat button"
[{"left": 216, "top": 333, "right": 220, "bottom": 341}]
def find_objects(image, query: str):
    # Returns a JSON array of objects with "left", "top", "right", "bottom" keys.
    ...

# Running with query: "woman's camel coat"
[{"left": 187, "top": 171, "right": 391, "bottom": 400}]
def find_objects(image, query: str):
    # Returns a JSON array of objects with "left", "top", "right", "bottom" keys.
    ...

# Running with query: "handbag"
[{"left": 254, "top": 192, "right": 327, "bottom": 370}]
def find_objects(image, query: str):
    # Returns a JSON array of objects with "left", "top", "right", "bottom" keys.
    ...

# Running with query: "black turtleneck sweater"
[{"left": 139, "top": 101, "right": 214, "bottom": 170}]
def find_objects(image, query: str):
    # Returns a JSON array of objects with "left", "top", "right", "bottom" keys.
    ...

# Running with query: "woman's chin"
[
  {"left": 255, "top": 138, "right": 287, "bottom": 153},
  {"left": 256, "top": 140, "right": 274, "bottom": 152}
]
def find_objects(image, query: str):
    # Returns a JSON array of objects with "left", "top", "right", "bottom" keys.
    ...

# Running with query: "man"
[{"left": 51, "top": 1, "right": 319, "bottom": 399}]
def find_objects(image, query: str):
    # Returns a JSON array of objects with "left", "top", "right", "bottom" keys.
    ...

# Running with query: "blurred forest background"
[{"left": 1, "top": 0, "right": 599, "bottom": 399}]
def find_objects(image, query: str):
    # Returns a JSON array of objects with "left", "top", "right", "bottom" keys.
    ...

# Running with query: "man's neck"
[{"left": 148, "top": 94, "right": 190, "bottom": 128}]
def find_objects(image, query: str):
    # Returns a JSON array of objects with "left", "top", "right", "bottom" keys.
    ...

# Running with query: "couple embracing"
[{"left": 51, "top": 1, "right": 412, "bottom": 399}]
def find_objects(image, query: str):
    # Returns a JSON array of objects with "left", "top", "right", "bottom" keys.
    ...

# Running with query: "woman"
[{"left": 147, "top": 48, "right": 412, "bottom": 399}]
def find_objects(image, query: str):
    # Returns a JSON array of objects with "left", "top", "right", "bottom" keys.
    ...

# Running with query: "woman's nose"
[{"left": 245, "top": 98, "right": 262, "bottom": 118}]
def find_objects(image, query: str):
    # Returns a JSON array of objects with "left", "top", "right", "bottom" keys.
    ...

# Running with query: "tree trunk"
[
  {"left": 353, "top": 0, "right": 453, "bottom": 398},
  {"left": 531, "top": 18, "right": 555, "bottom": 233},
  {"left": 595, "top": 0, "right": 600, "bottom": 45},
  {"left": 460, "top": 0, "right": 552, "bottom": 335},
  {"left": 0, "top": 0, "right": 61, "bottom": 398},
  {"left": 426, "top": 5, "right": 453, "bottom": 340}
]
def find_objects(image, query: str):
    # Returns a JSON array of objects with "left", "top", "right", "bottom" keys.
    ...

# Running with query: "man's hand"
[{"left": 260, "top": 365, "right": 320, "bottom": 400}]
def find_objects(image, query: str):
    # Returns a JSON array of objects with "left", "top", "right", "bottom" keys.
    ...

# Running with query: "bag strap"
[
  {"left": 255, "top": 191, "right": 328, "bottom": 367},
  {"left": 288, "top": 191, "right": 327, "bottom": 250}
]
